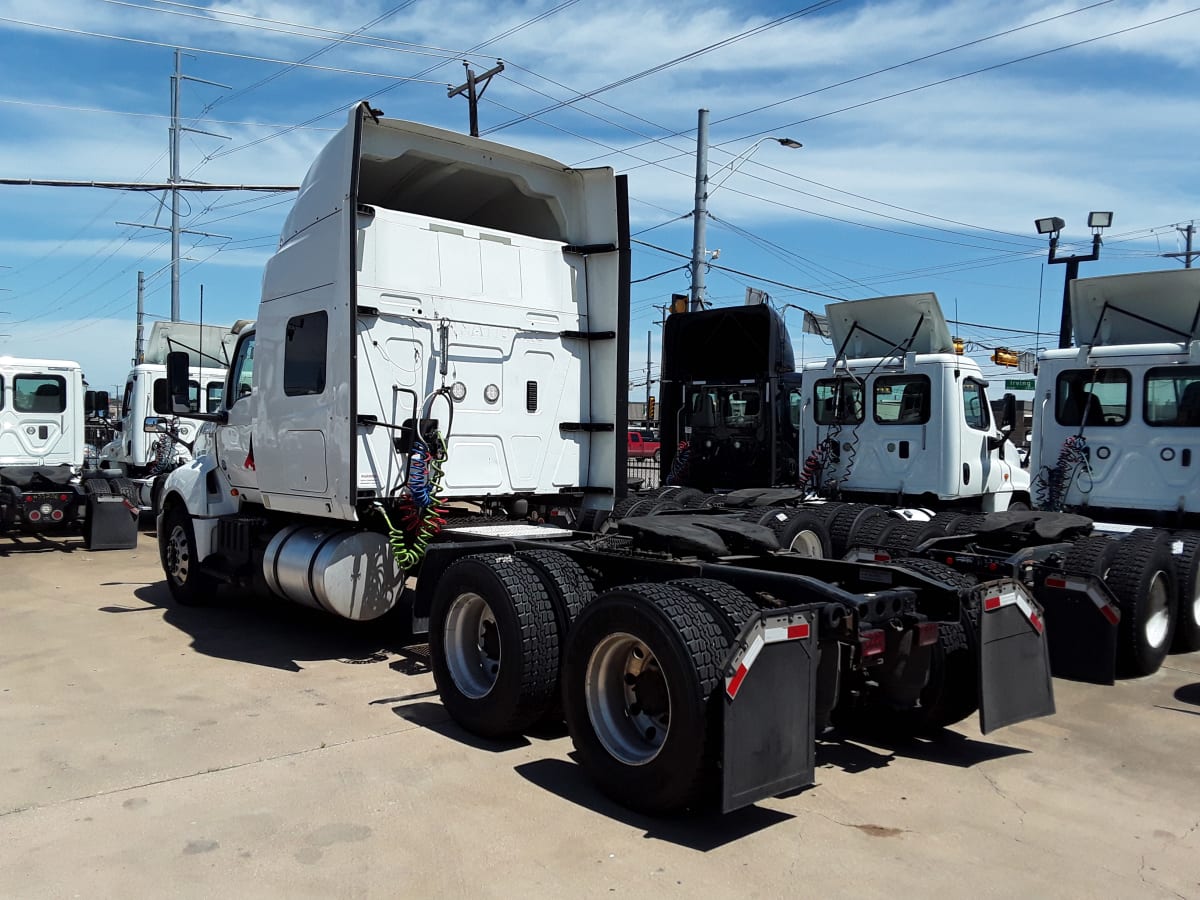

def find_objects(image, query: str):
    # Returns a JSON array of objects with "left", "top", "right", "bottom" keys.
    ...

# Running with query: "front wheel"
[{"left": 158, "top": 503, "right": 217, "bottom": 606}]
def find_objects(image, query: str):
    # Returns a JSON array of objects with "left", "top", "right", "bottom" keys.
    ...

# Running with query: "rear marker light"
[
  {"left": 945, "top": 556, "right": 955, "bottom": 566},
  {"left": 917, "top": 621, "right": 940, "bottom": 647},
  {"left": 874, "top": 552, "right": 891, "bottom": 562},
  {"left": 860, "top": 629, "right": 886, "bottom": 658}
]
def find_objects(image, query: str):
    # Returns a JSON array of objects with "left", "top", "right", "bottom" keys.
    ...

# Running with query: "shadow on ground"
[
  {"left": 818, "top": 724, "right": 1029, "bottom": 774},
  {"left": 514, "top": 757, "right": 794, "bottom": 851},
  {"left": 0, "top": 532, "right": 86, "bottom": 555},
  {"left": 94, "top": 580, "right": 419, "bottom": 672}
]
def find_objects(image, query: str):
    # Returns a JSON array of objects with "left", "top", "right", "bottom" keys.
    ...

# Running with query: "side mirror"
[
  {"left": 95, "top": 390, "right": 109, "bottom": 418},
  {"left": 85, "top": 390, "right": 96, "bottom": 414},
  {"left": 143, "top": 416, "right": 172, "bottom": 434},
  {"left": 166, "top": 351, "right": 191, "bottom": 415},
  {"left": 999, "top": 392, "right": 1017, "bottom": 433}
]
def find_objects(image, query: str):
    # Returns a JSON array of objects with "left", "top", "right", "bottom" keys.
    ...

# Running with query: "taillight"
[
  {"left": 944, "top": 556, "right": 955, "bottom": 566},
  {"left": 917, "top": 621, "right": 940, "bottom": 647},
  {"left": 59, "top": 494, "right": 69, "bottom": 502},
  {"left": 27, "top": 509, "right": 41, "bottom": 522},
  {"left": 50, "top": 509, "right": 64, "bottom": 522},
  {"left": 859, "top": 628, "right": 886, "bottom": 658}
]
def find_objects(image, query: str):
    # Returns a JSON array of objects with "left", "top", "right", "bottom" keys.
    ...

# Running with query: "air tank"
[{"left": 263, "top": 524, "right": 402, "bottom": 621}]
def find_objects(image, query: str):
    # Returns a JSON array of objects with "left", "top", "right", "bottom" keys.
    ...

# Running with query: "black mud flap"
[
  {"left": 720, "top": 606, "right": 820, "bottom": 814},
  {"left": 976, "top": 581, "right": 1056, "bottom": 734},
  {"left": 1035, "top": 570, "right": 1119, "bottom": 685}
]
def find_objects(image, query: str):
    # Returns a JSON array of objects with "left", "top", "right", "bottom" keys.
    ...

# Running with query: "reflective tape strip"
[
  {"left": 764, "top": 621, "right": 811, "bottom": 644},
  {"left": 983, "top": 589, "right": 1044, "bottom": 634},
  {"left": 1043, "top": 574, "right": 1121, "bottom": 625},
  {"left": 726, "top": 632, "right": 765, "bottom": 700}
]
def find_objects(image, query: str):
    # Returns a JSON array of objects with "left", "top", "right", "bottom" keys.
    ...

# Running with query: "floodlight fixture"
[
  {"left": 1035, "top": 216, "right": 1065, "bottom": 236},
  {"left": 1087, "top": 211, "right": 1113, "bottom": 230}
]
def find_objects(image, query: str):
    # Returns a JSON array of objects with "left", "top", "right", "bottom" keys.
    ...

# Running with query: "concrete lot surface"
[{"left": 2, "top": 532, "right": 1199, "bottom": 898}]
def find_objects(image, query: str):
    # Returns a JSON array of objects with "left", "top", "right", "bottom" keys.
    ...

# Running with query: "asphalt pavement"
[{"left": 1, "top": 531, "right": 1198, "bottom": 898}]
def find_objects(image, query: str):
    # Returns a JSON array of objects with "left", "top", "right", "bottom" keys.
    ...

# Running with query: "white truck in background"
[
  {"left": 1025, "top": 268, "right": 1200, "bottom": 662},
  {"left": 658, "top": 293, "right": 1028, "bottom": 514},
  {"left": 154, "top": 104, "right": 1054, "bottom": 817},
  {"left": 99, "top": 320, "right": 239, "bottom": 512},
  {"left": 0, "top": 356, "right": 136, "bottom": 546}
]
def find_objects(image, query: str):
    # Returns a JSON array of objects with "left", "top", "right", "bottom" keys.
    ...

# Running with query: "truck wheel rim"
[
  {"left": 788, "top": 529, "right": 824, "bottom": 558},
  {"left": 1144, "top": 571, "right": 1171, "bottom": 649},
  {"left": 585, "top": 632, "right": 670, "bottom": 765},
  {"left": 166, "top": 525, "right": 190, "bottom": 585},
  {"left": 444, "top": 591, "right": 499, "bottom": 699}
]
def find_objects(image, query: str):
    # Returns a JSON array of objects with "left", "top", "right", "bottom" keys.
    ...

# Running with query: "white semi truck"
[
  {"left": 155, "top": 103, "right": 1054, "bottom": 816},
  {"left": 0, "top": 356, "right": 136, "bottom": 547},
  {"left": 99, "top": 320, "right": 239, "bottom": 511}
]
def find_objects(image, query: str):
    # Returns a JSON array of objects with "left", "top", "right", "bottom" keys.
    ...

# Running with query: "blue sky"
[{"left": 0, "top": 0, "right": 1197, "bottom": 396}]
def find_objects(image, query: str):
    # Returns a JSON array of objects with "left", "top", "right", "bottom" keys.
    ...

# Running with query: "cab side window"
[
  {"left": 284, "top": 312, "right": 328, "bottom": 397},
  {"left": 229, "top": 333, "right": 256, "bottom": 406},
  {"left": 962, "top": 380, "right": 990, "bottom": 431}
]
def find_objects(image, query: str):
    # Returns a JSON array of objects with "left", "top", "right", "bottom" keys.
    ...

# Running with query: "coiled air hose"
[
  {"left": 379, "top": 430, "right": 449, "bottom": 574},
  {"left": 1035, "top": 435, "right": 1090, "bottom": 511},
  {"left": 149, "top": 432, "right": 177, "bottom": 475}
]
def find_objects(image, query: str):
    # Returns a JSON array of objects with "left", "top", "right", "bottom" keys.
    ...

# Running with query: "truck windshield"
[
  {"left": 153, "top": 378, "right": 202, "bottom": 414},
  {"left": 684, "top": 385, "right": 762, "bottom": 429}
]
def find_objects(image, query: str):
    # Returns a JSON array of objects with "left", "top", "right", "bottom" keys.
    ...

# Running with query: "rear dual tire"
[{"left": 563, "top": 584, "right": 728, "bottom": 815}]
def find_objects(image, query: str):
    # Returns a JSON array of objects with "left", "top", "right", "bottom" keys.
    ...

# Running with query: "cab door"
[{"left": 215, "top": 331, "right": 259, "bottom": 494}]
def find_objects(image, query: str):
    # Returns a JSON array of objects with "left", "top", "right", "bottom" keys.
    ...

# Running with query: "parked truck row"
[
  {"left": 151, "top": 104, "right": 1055, "bottom": 815},
  {"left": 617, "top": 270, "right": 1200, "bottom": 683}
]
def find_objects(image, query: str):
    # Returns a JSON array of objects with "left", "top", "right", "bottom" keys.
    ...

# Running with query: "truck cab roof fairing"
[
  {"left": 1071, "top": 269, "right": 1200, "bottom": 347},
  {"left": 280, "top": 104, "right": 614, "bottom": 252},
  {"left": 824, "top": 293, "right": 954, "bottom": 359}
]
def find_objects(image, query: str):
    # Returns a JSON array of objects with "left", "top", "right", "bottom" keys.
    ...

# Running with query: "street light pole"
[
  {"left": 1035, "top": 213, "right": 1111, "bottom": 348},
  {"left": 689, "top": 119, "right": 802, "bottom": 313}
]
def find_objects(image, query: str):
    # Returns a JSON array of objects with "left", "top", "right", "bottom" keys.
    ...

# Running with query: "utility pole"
[
  {"left": 170, "top": 49, "right": 230, "bottom": 321},
  {"left": 689, "top": 109, "right": 710, "bottom": 312},
  {"left": 1164, "top": 223, "right": 1198, "bottom": 268},
  {"left": 645, "top": 331, "right": 652, "bottom": 424},
  {"left": 134, "top": 270, "right": 145, "bottom": 366},
  {"left": 447, "top": 60, "right": 505, "bottom": 137}
]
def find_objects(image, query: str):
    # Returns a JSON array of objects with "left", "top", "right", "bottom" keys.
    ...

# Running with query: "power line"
[
  {"left": 0, "top": 15, "right": 451, "bottom": 84},
  {"left": 482, "top": 1, "right": 842, "bottom": 135}
]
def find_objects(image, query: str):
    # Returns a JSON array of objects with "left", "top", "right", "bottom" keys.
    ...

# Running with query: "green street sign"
[{"left": 1005, "top": 378, "right": 1035, "bottom": 391}]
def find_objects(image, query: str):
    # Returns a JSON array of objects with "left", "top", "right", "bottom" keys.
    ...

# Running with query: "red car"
[{"left": 627, "top": 429, "right": 661, "bottom": 461}]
